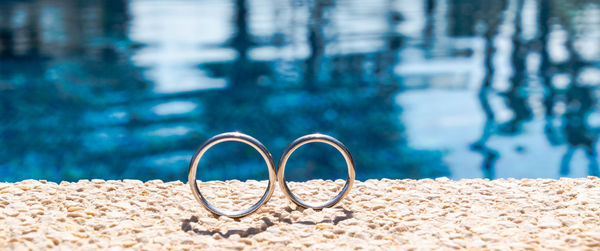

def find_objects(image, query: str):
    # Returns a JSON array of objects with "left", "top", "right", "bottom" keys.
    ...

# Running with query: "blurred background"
[{"left": 0, "top": 0, "right": 599, "bottom": 182}]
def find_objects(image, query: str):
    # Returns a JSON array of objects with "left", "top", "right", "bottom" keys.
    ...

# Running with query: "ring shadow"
[{"left": 181, "top": 206, "right": 354, "bottom": 238}]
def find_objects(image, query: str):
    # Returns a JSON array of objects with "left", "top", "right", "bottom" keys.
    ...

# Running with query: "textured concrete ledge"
[{"left": 1, "top": 177, "right": 599, "bottom": 250}]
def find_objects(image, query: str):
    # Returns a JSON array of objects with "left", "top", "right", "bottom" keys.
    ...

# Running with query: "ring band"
[
  {"left": 188, "top": 132, "right": 277, "bottom": 218},
  {"left": 277, "top": 134, "right": 355, "bottom": 209}
]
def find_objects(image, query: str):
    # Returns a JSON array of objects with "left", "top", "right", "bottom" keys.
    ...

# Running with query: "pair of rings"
[{"left": 188, "top": 132, "right": 355, "bottom": 218}]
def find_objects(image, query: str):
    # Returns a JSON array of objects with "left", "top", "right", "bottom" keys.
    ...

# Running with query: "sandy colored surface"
[{"left": 1, "top": 178, "right": 599, "bottom": 250}]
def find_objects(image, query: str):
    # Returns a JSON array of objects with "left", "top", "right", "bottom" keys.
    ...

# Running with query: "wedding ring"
[
  {"left": 277, "top": 134, "right": 355, "bottom": 209},
  {"left": 188, "top": 132, "right": 277, "bottom": 218}
]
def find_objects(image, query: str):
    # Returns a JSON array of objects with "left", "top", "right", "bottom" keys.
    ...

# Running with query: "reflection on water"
[{"left": 0, "top": 0, "right": 599, "bottom": 182}]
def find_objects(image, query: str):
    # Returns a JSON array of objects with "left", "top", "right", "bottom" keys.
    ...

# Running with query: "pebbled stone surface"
[{"left": 0, "top": 177, "right": 599, "bottom": 250}]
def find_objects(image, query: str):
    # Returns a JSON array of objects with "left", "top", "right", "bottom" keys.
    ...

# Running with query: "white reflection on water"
[
  {"left": 129, "top": 0, "right": 232, "bottom": 93},
  {"left": 152, "top": 101, "right": 197, "bottom": 115}
]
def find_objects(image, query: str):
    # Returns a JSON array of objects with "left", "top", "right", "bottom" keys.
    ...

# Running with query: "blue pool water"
[{"left": 0, "top": 0, "right": 599, "bottom": 182}]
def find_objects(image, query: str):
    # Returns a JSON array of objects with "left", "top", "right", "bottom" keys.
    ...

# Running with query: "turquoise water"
[{"left": 0, "top": 0, "right": 599, "bottom": 182}]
